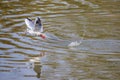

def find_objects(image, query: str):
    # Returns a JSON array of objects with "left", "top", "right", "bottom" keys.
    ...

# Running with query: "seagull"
[{"left": 25, "top": 17, "right": 46, "bottom": 39}]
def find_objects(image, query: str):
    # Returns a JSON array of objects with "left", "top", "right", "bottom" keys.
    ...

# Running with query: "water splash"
[
  {"left": 68, "top": 18, "right": 87, "bottom": 47},
  {"left": 68, "top": 41, "right": 81, "bottom": 47}
]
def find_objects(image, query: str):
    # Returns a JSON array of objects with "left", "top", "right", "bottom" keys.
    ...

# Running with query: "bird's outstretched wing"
[
  {"left": 34, "top": 17, "right": 43, "bottom": 32},
  {"left": 25, "top": 18, "right": 34, "bottom": 30}
]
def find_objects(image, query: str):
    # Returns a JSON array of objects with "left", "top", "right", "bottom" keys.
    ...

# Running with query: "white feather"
[{"left": 25, "top": 19, "right": 34, "bottom": 30}]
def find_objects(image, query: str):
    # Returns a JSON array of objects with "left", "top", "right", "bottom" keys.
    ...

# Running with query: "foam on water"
[{"left": 68, "top": 41, "right": 82, "bottom": 47}]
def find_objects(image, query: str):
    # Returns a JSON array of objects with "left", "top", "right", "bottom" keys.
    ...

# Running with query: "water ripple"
[{"left": 0, "top": 0, "right": 120, "bottom": 80}]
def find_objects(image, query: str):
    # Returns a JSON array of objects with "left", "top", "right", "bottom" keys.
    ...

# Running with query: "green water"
[{"left": 0, "top": 0, "right": 120, "bottom": 80}]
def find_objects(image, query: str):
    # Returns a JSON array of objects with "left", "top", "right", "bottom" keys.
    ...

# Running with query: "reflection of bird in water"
[
  {"left": 29, "top": 51, "right": 45, "bottom": 78},
  {"left": 33, "top": 61, "right": 42, "bottom": 78},
  {"left": 34, "top": 52, "right": 45, "bottom": 78}
]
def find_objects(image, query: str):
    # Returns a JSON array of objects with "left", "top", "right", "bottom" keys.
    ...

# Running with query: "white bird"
[{"left": 25, "top": 17, "right": 46, "bottom": 39}]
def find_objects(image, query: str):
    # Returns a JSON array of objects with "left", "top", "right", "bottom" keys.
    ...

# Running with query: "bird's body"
[{"left": 25, "top": 17, "right": 46, "bottom": 39}]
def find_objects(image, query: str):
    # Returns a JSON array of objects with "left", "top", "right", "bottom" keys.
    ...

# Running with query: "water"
[{"left": 0, "top": 0, "right": 120, "bottom": 80}]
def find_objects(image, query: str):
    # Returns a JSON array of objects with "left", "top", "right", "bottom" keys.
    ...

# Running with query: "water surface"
[{"left": 0, "top": 0, "right": 120, "bottom": 80}]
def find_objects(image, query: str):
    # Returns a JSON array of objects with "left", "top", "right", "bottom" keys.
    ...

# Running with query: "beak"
[{"left": 40, "top": 34, "right": 46, "bottom": 39}]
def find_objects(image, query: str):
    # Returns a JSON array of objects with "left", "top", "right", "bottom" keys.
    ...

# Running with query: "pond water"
[{"left": 0, "top": 0, "right": 120, "bottom": 80}]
